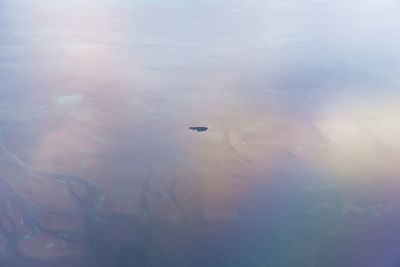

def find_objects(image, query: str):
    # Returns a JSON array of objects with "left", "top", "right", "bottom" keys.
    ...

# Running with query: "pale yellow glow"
[{"left": 313, "top": 96, "right": 400, "bottom": 179}]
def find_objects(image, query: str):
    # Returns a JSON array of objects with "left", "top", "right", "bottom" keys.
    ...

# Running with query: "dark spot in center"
[{"left": 189, "top": 127, "right": 208, "bottom": 132}]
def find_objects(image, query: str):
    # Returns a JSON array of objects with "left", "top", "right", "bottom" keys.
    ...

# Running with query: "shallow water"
[{"left": 0, "top": 0, "right": 400, "bottom": 266}]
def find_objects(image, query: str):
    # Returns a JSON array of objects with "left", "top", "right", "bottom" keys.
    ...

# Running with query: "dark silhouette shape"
[{"left": 189, "top": 127, "right": 208, "bottom": 132}]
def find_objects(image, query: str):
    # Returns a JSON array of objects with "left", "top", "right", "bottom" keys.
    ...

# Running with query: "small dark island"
[{"left": 189, "top": 126, "right": 208, "bottom": 132}]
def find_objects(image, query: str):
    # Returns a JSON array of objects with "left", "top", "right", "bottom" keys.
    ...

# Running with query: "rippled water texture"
[{"left": 0, "top": 0, "right": 400, "bottom": 266}]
